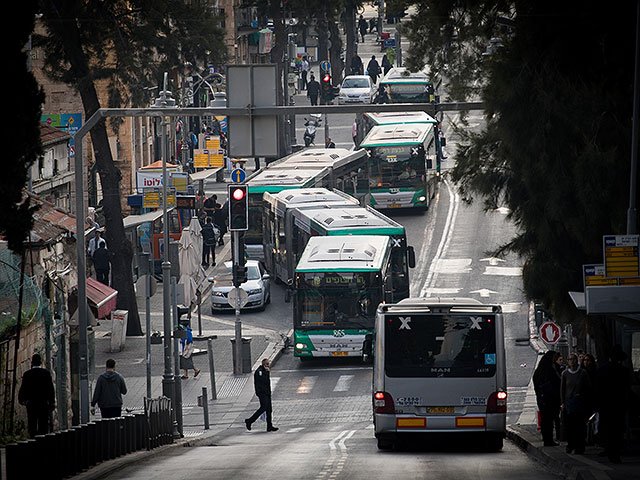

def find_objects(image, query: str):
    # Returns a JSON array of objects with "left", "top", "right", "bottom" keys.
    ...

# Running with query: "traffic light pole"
[{"left": 232, "top": 230, "right": 243, "bottom": 375}]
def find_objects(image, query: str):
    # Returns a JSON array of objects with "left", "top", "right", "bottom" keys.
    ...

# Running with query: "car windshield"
[
  {"left": 343, "top": 79, "right": 370, "bottom": 89},
  {"left": 247, "top": 265, "right": 261, "bottom": 280}
]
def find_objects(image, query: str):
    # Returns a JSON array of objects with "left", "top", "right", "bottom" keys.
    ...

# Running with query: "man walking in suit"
[{"left": 244, "top": 358, "right": 278, "bottom": 432}]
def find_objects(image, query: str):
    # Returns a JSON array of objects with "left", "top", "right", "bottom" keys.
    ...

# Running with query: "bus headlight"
[
  {"left": 295, "top": 343, "right": 307, "bottom": 350},
  {"left": 418, "top": 196, "right": 426, "bottom": 202}
]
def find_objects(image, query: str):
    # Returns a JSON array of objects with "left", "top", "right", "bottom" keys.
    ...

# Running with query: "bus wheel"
[
  {"left": 376, "top": 436, "right": 395, "bottom": 451},
  {"left": 485, "top": 434, "right": 503, "bottom": 452}
]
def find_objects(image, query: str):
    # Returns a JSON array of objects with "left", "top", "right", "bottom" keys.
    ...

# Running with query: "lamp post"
[{"left": 152, "top": 72, "right": 179, "bottom": 436}]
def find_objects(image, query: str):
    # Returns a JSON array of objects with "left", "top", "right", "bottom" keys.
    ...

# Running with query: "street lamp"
[{"left": 152, "top": 72, "right": 179, "bottom": 436}]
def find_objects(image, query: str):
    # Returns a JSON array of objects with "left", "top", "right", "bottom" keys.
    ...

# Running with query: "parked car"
[
  {"left": 337, "top": 75, "right": 376, "bottom": 104},
  {"left": 210, "top": 261, "right": 271, "bottom": 312}
]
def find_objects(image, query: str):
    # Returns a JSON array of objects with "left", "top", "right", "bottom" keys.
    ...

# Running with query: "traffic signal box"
[
  {"left": 321, "top": 73, "right": 335, "bottom": 104},
  {"left": 228, "top": 184, "right": 248, "bottom": 231},
  {"left": 233, "top": 264, "right": 248, "bottom": 287}
]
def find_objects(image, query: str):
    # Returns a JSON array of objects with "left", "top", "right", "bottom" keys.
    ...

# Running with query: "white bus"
[{"left": 372, "top": 298, "right": 507, "bottom": 451}]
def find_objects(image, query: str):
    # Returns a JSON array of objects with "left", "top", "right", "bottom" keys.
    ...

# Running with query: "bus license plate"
[
  {"left": 388, "top": 202, "right": 401, "bottom": 208},
  {"left": 427, "top": 406, "right": 454, "bottom": 414},
  {"left": 332, "top": 351, "right": 348, "bottom": 357}
]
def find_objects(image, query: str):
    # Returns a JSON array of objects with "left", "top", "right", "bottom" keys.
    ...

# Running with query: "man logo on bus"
[
  {"left": 470, "top": 316, "right": 483, "bottom": 330},
  {"left": 399, "top": 317, "right": 411, "bottom": 330}
]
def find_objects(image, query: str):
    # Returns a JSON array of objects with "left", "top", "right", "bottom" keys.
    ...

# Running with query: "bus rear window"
[{"left": 384, "top": 314, "right": 497, "bottom": 378}]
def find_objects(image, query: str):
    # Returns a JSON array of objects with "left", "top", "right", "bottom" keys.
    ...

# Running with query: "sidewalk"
[{"left": 504, "top": 302, "right": 640, "bottom": 480}]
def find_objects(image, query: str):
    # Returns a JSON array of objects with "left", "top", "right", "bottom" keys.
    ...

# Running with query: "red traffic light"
[
  {"left": 322, "top": 74, "right": 331, "bottom": 83},
  {"left": 231, "top": 187, "right": 246, "bottom": 201}
]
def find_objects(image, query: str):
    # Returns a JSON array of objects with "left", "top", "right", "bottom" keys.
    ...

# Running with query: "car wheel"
[{"left": 266, "top": 293, "right": 271, "bottom": 305}]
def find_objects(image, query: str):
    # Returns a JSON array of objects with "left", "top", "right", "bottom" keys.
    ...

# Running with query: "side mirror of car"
[{"left": 262, "top": 273, "right": 270, "bottom": 280}]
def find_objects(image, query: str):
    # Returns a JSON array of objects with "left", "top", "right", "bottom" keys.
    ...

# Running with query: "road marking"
[
  {"left": 270, "top": 377, "right": 280, "bottom": 392},
  {"left": 469, "top": 288, "right": 498, "bottom": 298},
  {"left": 483, "top": 266, "right": 523, "bottom": 276},
  {"left": 286, "top": 427, "right": 305, "bottom": 433},
  {"left": 420, "top": 179, "right": 460, "bottom": 297},
  {"left": 432, "top": 258, "right": 472, "bottom": 273},
  {"left": 333, "top": 375, "right": 354, "bottom": 392},
  {"left": 297, "top": 376, "right": 317, "bottom": 394}
]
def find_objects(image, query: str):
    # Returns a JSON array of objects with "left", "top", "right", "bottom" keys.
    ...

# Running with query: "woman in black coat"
[{"left": 533, "top": 350, "right": 562, "bottom": 446}]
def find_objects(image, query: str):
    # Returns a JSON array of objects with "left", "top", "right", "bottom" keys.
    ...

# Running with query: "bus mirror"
[
  {"left": 408, "top": 246, "right": 416, "bottom": 268},
  {"left": 440, "top": 137, "right": 446, "bottom": 147},
  {"left": 362, "top": 333, "right": 373, "bottom": 362},
  {"left": 426, "top": 159, "right": 433, "bottom": 169}
]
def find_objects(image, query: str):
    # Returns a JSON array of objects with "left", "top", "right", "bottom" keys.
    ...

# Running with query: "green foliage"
[
  {"left": 406, "top": 1, "right": 637, "bottom": 320},
  {"left": 34, "top": 0, "right": 228, "bottom": 109}
]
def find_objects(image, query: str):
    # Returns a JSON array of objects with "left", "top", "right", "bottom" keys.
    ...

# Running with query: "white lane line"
[
  {"left": 420, "top": 179, "right": 460, "bottom": 297},
  {"left": 329, "top": 430, "right": 349, "bottom": 450},
  {"left": 270, "top": 377, "right": 280, "bottom": 392},
  {"left": 333, "top": 375, "right": 354, "bottom": 392},
  {"left": 297, "top": 376, "right": 317, "bottom": 394}
]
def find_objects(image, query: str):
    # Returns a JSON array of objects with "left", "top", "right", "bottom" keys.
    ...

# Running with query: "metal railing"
[{"left": 4, "top": 396, "right": 172, "bottom": 480}]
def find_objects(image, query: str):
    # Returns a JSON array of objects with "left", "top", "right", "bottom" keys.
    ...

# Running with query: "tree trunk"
[
  {"left": 269, "top": 0, "right": 288, "bottom": 156},
  {"left": 344, "top": 0, "right": 357, "bottom": 77},
  {"left": 59, "top": 13, "right": 142, "bottom": 336},
  {"left": 328, "top": 16, "right": 344, "bottom": 85}
]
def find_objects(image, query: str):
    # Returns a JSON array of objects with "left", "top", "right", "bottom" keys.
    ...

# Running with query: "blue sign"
[{"left": 231, "top": 168, "right": 246, "bottom": 183}]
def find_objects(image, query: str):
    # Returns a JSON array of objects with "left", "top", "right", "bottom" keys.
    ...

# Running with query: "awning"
[
  {"left": 190, "top": 169, "right": 222, "bottom": 181},
  {"left": 123, "top": 207, "right": 175, "bottom": 229},
  {"left": 86, "top": 277, "right": 118, "bottom": 319}
]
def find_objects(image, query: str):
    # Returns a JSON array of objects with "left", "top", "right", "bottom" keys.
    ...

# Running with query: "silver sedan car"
[{"left": 210, "top": 261, "right": 271, "bottom": 312}]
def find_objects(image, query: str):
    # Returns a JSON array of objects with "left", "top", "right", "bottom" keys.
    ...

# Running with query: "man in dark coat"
[
  {"left": 201, "top": 217, "right": 217, "bottom": 268},
  {"left": 213, "top": 202, "right": 228, "bottom": 246},
  {"left": 18, "top": 353, "right": 55, "bottom": 437},
  {"left": 367, "top": 55, "right": 382, "bottom": 84},
  {"left": 244, "top": 358, "right": 278, "bottom": 432},
  {"left": 533, "top": 350, "right": 562, "bottom": 446},
  {"left": 358, "top": 15, "right": 367, "bottom": 42},
  {"left": 350, "top": 53, "right": 364, "bottom": 76},
  {"left": 306, "top": 74, "right": 320, "bottom": 106},
  {"left": 382, "top": 53, "right": 392, "bottom": 75},
  {"left": 91, "top": 358, "right": 127, "bottom": 418},
  {"left": 92, "top": 241, "right": 111, "bottom": 285}
]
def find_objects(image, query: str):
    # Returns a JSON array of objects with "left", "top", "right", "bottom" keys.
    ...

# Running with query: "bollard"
[
  {"left": 94, "top": 420, "right": 105, "bottom": 464},
  {"left": 58, "top": 430, "right": 73, "bottom": 478},
  {"left": 135, "top": 413, "right": 146, "bottom": 451},
  {"left": 208, "top": 337, "right": 217, "bottom": 399},
  {"left": 5, "top": 442, "right": 20, "bottom": 480},
  {"left": 86, "top": 422, "right": 97, "bottom": 467},
  {"left": 116, "top": 417, "right": 125, "bottom": 457},
  {"left": 202, "top": 387, "right": 210, "bottom": 429},
  {"left": 78, "top": 424, "right": 89, "bottom": 471},
  {"left": 70, "top": 426, "right": 83, "bottom": 476},
  {"left": 107, "top": 418, "right": 117, "bottom": 460}
]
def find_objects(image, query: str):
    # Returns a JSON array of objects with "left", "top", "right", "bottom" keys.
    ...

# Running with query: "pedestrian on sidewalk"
[
  {"left": 201, "top": 217, "right": 217, "bottom": 268},
  {"left": 358, "top": 15, "right": 368, "bottom": 43},
  {"left": 596, "top": 345, "right": 631, "bottom": 463},
  {"left": 18, "top": 353, "right": 55, "bottom": 438},
  {"left": 180, "top": 326, "right": 201, "bottom": 379},
  {"left": 352, "top": 120, "right": 359, "bottom": 147},
  {"left": 92, "top": 241, "right": 111, "bottom": 286},
  {"left": 91, "top": 359, "right": 127, "bottom": 418},
  {"left": 213, "top": 202, "right": 227, "bottom": 246},
  {"left": 367, "top": 55, "right": 382, "bottom": 84},
  {"left": 245, "top": 358, "right": 278, "bottom": 432},
  {"left": 307, "top": 74, "right": 320, "bottom": 106},
  {"left": 350, "top": 53, "right": 364, "bottom": 76},
  {"left": 533, "top": 350, "right": 561, "bottom": 446},
  {"left": 369, "top": 17, "right": 377, "bottom": 34},
  {"left": 561, "top": 353, "right": 592, "bottom": 454},
  {"left": 382, "top": 53, "right": 392, "bottom": 76},
  {"left": 301, "top": 56, "right": 310, "bottom": 90},
  {"left": 203, "top": 193, "right": 217, "bottom": 219}
]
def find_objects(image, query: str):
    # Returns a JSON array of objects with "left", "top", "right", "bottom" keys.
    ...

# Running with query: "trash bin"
[
  {"left": 110, "top": 310, "right": 129, "bottom": 352},
  {"left": 230, "top": 337, "right": 252, "bottom": 373}
]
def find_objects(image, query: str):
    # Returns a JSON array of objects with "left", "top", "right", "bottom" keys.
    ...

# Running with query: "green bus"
[
  {"left": 354, "top": 111, "right": 437, "bottom": 147},
  {"left": 264, "top": 200, "right": 415, "bottom": 301},
  {"left": 378, "top": 67, "right": 438, "bottom": 104},
  {"left": 262, "top": 188, "right": 362, "bottom": 283},
  {"left": 243, "top": 148, "right": 369, "bottom": 261},
  {"left": 293, "top": 235, "right": 395, "bottom": 360},
  {"left": 360, "top": 123, "right": 440, "bottom": 210}
]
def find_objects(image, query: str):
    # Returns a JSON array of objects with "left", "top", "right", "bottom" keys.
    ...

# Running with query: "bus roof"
[
  {"left": 269, "top": 148, "right": 367, "bottom": 170},
  {"left": 360, "top": 123, "right": 433, "bottom": 147},
  {"left": 263, "top": 188, "right": 360, "bottom": 214},
  {"left": 246, "top": 169, "right": 329, "bottom": 194},
  {"left": 363, "top": 111, "right": 437, "bottom": 126},
  {"left": 293, "top": 205, "right": 405, "bottom": 236},
  {"left": 296, "top": 235, "right": 391, "bottom": 272},
  {"left": 379, "top": 297, "right": 502, "bottom": 314},
  {"left": 380, "top": 67, "right": 431, "bottom": 84}
]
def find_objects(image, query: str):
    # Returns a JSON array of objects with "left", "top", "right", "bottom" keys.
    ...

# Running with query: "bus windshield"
[
  {"left": 368, "top": 145, "right": 426, "bottom": 188},
  {"left": 295, "top": 272, "right": 382, "bottom": 329},
  {"left": 384, "top": 314, "right": 497, "bottom": 378},
  {"left": 384, "top": 84, "right": 433, "bottom": 103}
]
